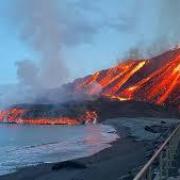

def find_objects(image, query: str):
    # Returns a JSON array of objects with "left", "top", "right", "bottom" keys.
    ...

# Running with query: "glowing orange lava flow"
[
  {"left": 0, "top": 110, "right": 7, "bottom": 122},
  {"left": 105, "top": 60, "right": 146, "bottom": 95},
  {"left": 157, "top": 72, "right": 179, "bottom": 104},
  {"left": 79, "top": 111, "right": 97, "bottom": 124},
  {"left": 0, "top": 107, "right": 97, "bottom": 125},
  {"left": 1, "top": 48, "right": 179, "bottom": 125},
  {"left": 75, "top": 60, "right": 147, "bottom": 96},
  {"left": 75, "top": 49, "right": 180, "bottom": 109},
  {"left": 2, "top": 108, "right": 26, "bottom": 123},
  {"left": 16, "top": 117, "right": 80, "bottom": 125}
]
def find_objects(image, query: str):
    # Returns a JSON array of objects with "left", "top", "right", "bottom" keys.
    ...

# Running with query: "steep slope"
[
  {"left": 0, "top": 48, "right": 179, "bottom": 125},
  {"left": 72, "top": 48, "right": 180, "bottom": 109}
]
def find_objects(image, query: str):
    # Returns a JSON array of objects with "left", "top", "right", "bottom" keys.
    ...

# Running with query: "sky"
[{"left": 0, "top": 0, "right": 162, "bottom": 85}]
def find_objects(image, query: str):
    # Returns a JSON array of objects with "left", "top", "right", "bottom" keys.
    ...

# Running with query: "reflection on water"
[
  {"left": 0, "top": 124, "right": 119, "bottom": 175},
  {"left": 85, "top": 125, "right": 107, "bottom": 155}
]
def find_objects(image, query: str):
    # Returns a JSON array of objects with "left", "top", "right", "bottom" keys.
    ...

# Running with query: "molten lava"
[
  {"left": 79, "top": 111, "right": 97, "bottom": 124},
  {"left": 0, "top": 107, "right": 97, "bottom": 125},
  {"left": 0, "top": 108, "right": 26, "bottom": 123},
  {"left": 74, "top": 48, "right": 180, "bottom": 109},
  {"left": 0, "top": 48, "right": 179, "bottom": 125}
]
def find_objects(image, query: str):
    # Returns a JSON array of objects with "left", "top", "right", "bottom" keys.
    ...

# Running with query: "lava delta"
[{"left": 0, "top": 48, "right": 179, "bottom": 125}]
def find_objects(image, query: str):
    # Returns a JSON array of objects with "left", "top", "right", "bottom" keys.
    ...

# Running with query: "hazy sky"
[{"left": 0, "top": 0, "right": 165, "bottom": 85}]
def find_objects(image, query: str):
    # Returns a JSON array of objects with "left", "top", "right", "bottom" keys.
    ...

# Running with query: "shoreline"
[
  {"left": 0, "top": 137, "right": 148, "bottom": 180},
  {"left": 1, "top": 117, "right": 179, "bottom": 180}
]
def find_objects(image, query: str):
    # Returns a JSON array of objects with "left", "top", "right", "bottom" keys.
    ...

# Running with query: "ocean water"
[{"left": 0, "top": 124, "right": 119, "bottom": 176}]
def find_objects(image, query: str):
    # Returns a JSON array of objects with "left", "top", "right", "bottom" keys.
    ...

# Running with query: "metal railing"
[{"left": 134, "top": 124, "right": 180, "bottom": 180}]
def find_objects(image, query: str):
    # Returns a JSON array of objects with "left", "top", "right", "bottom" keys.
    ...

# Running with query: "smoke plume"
[
  {"left": 123, "top": 0, "right": 180, "bottom": 59},
  {"left": 1, "top": 0, "right": 122, "bottom": 107},
  {"left": 14, "top": 0, "right": 69, "bottom": 90},
  {"left": 156, "top": 0, "right": 180, "bottom": 46},
  {"left": 1, "top": 0, "right": 180, "bottom": 107},
  {"left": 13, "top": 0, "right": 113, "bottom": 91},
  {"left": 6, "top": 0, "right": 111, "bottom": 106}
]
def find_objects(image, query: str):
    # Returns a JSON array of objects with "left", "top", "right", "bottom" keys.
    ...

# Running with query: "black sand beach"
[{"left": 1, "top": 117, "right": 179, "bottom": 180}]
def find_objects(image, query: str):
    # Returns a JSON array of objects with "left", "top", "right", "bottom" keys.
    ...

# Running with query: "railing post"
[
  {"left": 165, "top": 147, "right": 169, "bottom": 178},
  {"left": 133, "top": 124, "right": 180, "bottom": 180},
  {"left": 159, "top": 152, "right": 163, "bottom": 180},
  {"left": 169, "top": 143, "right": 173, "bottom": 168},
  {"left": 147, "top": 166, "right": 152, "bottom": 180}
]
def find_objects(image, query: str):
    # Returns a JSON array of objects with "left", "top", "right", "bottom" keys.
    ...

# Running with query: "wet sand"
[
  {"left": 1, "top": 117, "right": 179, "bottom": 180},
  {"left": 0, "top": 139, "right": 147, "bottom": 180}
]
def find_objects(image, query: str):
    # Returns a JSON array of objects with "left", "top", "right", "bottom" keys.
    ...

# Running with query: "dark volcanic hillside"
[
  {"left": 0, "top": 48, "right": 179, "bottom": 125},
  {"left": 71, "top": 48, "right": 180, "bottom": 110}
]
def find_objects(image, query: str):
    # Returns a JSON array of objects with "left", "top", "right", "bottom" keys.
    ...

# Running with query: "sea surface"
[{"left": 0, "top": 124, "right": 119, "bottom": 175}]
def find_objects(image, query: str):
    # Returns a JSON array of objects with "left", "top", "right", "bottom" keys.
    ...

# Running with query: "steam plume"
[
  {"left": 124, "top": 0, "right": 180, "bottom": 59},
  {"left": 14, "top": 0, "right": 68, "bottom": 89},
  {"left": 156, "top": 0, "right": 180, "bottom": 46},
  {"left": 2, "top": 0, "right": 115, "bottom": 106},
  {"left": 12, "top": 0, "right": 131, "bottom": 92},
  {"left": 1, "top": 0, "right": 180, "bottom": 108}
]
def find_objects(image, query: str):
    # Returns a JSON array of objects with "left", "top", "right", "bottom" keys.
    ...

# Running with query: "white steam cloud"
[
  {"left": 124, "top": 0, "right": 180, "bottom": 59},
  {"left": 1, "top": 0, "right": 180, "bottom": 107},
  {"left": 1, "top": 0, "right": 124, "bottom": 107},
  {"left": 14, "top": 0, "right": 73, "bottom": 90},
  {"left": 156, "top": 0, "right": 180, "bottom": 46},
  {"left": 13, "top": 0, "right": 121, "bottom": 90}
]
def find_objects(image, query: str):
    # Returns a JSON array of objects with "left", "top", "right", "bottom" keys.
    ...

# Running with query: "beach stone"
[{"left": 52, "top": 161, "right": 87, "bottom": 171}]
